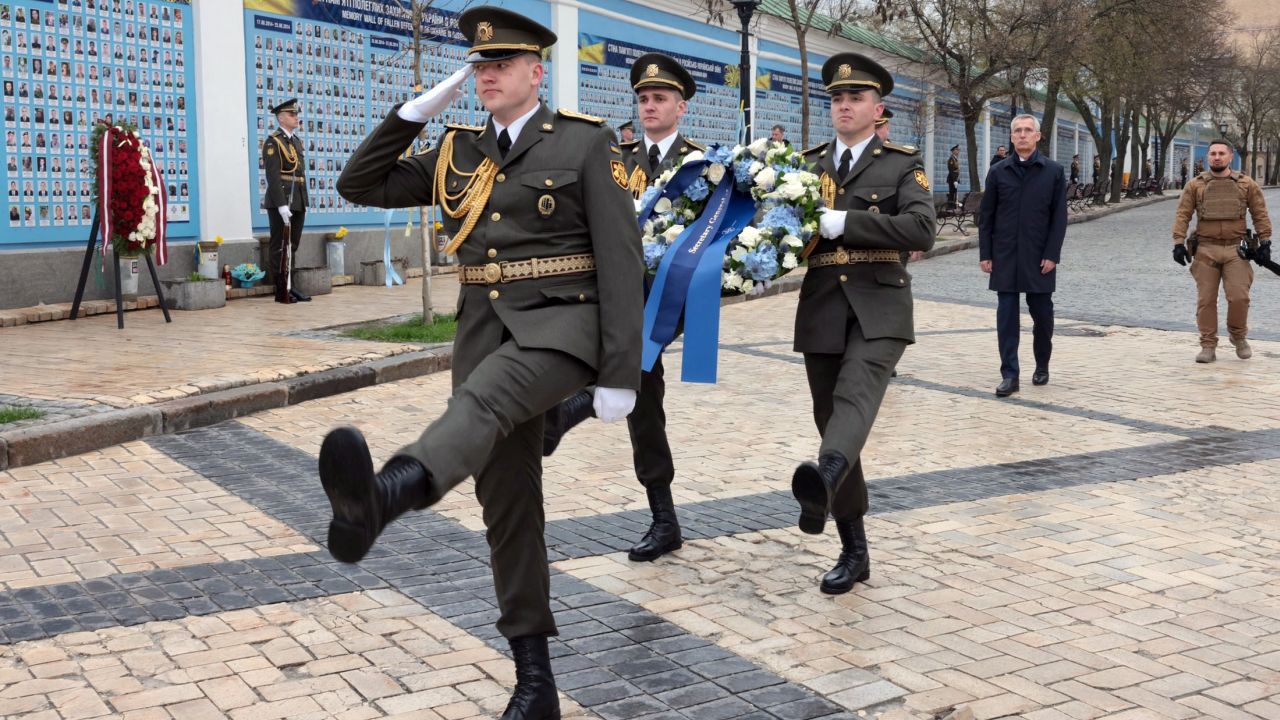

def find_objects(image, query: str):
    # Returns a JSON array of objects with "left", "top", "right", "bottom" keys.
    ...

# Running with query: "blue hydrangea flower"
[
  {"left": 742, "top": 244, "right": 779, "bottom": 281},
  {"left": 683, "top": 177, "right": 710, "bottom": 202},
  {"left": 639, "top": 186, "right": 660, "bottom": 210},
  {"left": 705, "top": 144, "right": 735, "bottom": 166},
  {"left": 733, "top": 159, "right": 755, "bottom": 187},
  {"left": 643, "top": 241, "right": 668, "bottom": 270},
  {"left": 760, "top": 206, "right": 802, "bottom": 237}
]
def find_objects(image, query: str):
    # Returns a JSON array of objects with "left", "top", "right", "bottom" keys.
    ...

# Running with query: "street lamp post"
[{"left": 729, "top": 0, "right": 760, "bottom": 142}]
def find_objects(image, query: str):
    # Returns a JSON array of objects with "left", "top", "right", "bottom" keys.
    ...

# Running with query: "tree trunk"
[
  {"left": 964, "top": 111, "right": 983, "bottom": 190},
  {"left": 1109, "top": 105, "right": 1131, "bottom": 204},
  {"left": 1038, "top": 71, "right": 1062, "bottom": 157}
]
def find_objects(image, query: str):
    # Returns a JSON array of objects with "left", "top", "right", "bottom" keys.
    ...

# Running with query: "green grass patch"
[
  {"left": 342, "top": 314, "right": 458, "bottom": 344},
  {"left": 0, "top": 406, "right": 44, "bottom": 424}
]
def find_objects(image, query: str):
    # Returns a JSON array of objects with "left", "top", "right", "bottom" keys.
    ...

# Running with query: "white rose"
[
  {"left": 749, "top": 161, "right": 764, "bottom": 175},
  {"left": 748, "top": 137, "right": 769, "bottom": 156},
  {"left": 778, "top": 178, "right": 806, "bottom": 201},
  {"left": 643, "top": 220, "right": 655, "bottom": 235},
  {"left": 737, "top": 226, "right": 761, "bottom": 249},
  {"left": 731, "top": 246, "right": 749, "bottom": 262},
  {"left": 755, "top": 167, "right": 777, "bottom": 191},
  {"left": 706, "top": 163, "right": 726, "bottom": 184},
  {"left": 723, "top": 272, "right": 743, "bottom": 290},
  {"left": 683, "top": 151, "right": 704, "bottom": 164},
  {"left": 741, "top": 278, "right": 754, "bottom": 294},
  {"left": 663, "top": 224, "right": 685, "bottom": 242},
  {"left": 783, "top": 252, "right": 798, "bottom": 269},
  {"left": 783, "top": 234, "right": 803, "bottom": 248},
  {"left": 654, "top": 197, "right": 673, "bottom": 214},
  {"left": 683, "top": 209, "right": 696, "bottom": 221}
]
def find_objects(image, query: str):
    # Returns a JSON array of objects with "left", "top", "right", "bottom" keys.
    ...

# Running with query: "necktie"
[
  {"left": 838, "top": 148, "right": 852, "bottom": 182},
  {"left": 497, "top": 128, "right": 512, "bottom": 158},
  {"left": 648, "top": 142, "right": 661, "bottom": 171}
]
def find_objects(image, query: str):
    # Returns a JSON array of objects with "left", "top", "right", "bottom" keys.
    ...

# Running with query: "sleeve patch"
[
  {"left": 611, "top": 160, "right": 629, "bottom": 190},
  {"left": 914, "top": 170, "right": 930, "bottom": 191}
]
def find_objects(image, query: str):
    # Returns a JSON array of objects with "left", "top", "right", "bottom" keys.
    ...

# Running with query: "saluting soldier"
[
  {"left": 325, "top": 8, "right": 643, "bottom": 719},
  {"left": 792, "top": 53, "right": 936, "bottom": 595},
  {"left": 1172, "top": 139, "right": 1272, "bottom": 363},
  {"left": 262, "top": 99, "right": 310, "bottom": 303},
  {"left": 540, "top": 53, "right": 703, "bottom": 564}
]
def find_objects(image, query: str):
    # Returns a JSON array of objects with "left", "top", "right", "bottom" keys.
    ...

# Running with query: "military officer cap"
[
  {"left": 630, "top": 52, "right": 697, "bottom": 100},
  {"left": 270, "top": 98, "right": 300, "bottom": 115},
  {"left": 875, "top": 106, "right": 894, "bottom": 127},
  {"left": 618, "top": 120, "right": 634, "bottom": 132},
  {"left": 458, "top": 6, "right": 557, "bottom": 64},
  {"left": 951, "top": 144, "right": 960, "bottom": 151},
  {"left": 821, "top": 52, "right": 894, "bottom": 97}
]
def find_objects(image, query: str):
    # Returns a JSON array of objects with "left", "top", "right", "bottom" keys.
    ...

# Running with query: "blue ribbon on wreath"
[{"left": 638, "top": 162, "right": 756, "bottom": 383}]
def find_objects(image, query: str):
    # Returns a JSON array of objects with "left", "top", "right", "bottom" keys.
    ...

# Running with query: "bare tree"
[{"left": 1219, "top": 29, "right": 1280, "bottom": 179}]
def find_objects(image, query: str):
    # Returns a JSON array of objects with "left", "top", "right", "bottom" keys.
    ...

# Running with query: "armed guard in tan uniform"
[
  {"left": 1172, "top": 139, "right": 1272, "bottom": 363},
  {"left": 791, "top": 53, "right": 935, "bottom": 595},
  {"left": 323, "top": 8, "right": 642, "bottom": 719}
]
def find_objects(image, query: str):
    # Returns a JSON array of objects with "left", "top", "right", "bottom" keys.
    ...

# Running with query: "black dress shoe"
[
  {"left": 995, "top": 378, "right": 1019, "bottom": 397},
  {"left": 1032, "top": 368, "right": 1049, "bottom": 386},
  {"left": 791, "top": 452, "right": 851, "bottom": 535},
  {"left": 290, "top": 288, "right": 312, "bottom": 302},
  {"left": 319, "top": 427, "right": 436, "bottom": 563},
  {"left": 542, "top": 390, "right": 595, "bottom": 457},
  {"left": 501, "top": 635, "right": 561, "bottom": 720},
  {"left": 628, "top": 486, "right": 683, "bottom": 562},
  {"left": 821, "top": 518, "right": 871, "bottom": 595}
]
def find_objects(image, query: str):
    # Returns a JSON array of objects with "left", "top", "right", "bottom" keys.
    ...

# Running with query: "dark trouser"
[
  {"left": 946, "top": 178, "right": 958, "bottom": 206},
  {"left": 627, "top": 354, "right": 674, "bottom": 489},
  {"left": 395, "top": 339, "right": 593, "bottom": 639},
  {"left": 997, "top": 291, "right": 1054, "bottom": 380},
  {"left": 802, "top": 311, "right": 906, "bottom": 521},
  {"left": 267, "top": 208, "right": 305, "bottom": 301}
]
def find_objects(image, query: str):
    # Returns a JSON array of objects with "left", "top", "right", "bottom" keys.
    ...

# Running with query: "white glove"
[
  {"left": 277, "top": 205, "right": 291, "bottom": 223},
  {"left": 819, "top": 208, "right": 847, "bottom": 239},
  {"left": 592, "top": 387, "right": 637, "bottom": 423},
  {"left": 397, "top": 65, "right": 474, "bottom": 123}
]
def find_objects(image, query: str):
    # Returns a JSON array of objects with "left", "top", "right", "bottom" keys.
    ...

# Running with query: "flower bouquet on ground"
[
  {"left": 231, "top": 263, "right": 266, "bottom": 288},
  {"left": 91, "top": 121, "right": 167, "bottom": 263},
  {"left": 635, "top": 139, "right": 824, "bottom": 383},
  {"left": 638, "top": 138, "right": 822, "bottom": 297}
]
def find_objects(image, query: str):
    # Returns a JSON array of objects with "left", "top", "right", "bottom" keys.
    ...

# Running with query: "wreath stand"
[{"left": 69, "top": 210, "right": 171, "bottom": 329}]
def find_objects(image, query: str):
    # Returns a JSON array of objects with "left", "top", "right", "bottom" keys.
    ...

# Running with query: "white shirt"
[
  {"left": 493, "top": 103, "right": 540, "bottom": 146},
  {"left": 834, "top": 134, "right": 874, "bottom": 171},
  {"left": 644, "top": 130, "right": 679, "bottom": 165},
  {"left": 280, "top": 127, "right": 295, "bottom": 139}
]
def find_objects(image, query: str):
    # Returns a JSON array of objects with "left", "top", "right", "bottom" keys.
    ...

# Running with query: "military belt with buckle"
[
  {"left": 807, "top": 247, "right": 901, "bottom": 267},
  {"left": 279, "top": 174, "right": 305, "bottom": 182},
  {"left": 459, "top": 253, "right": 596, "bottom": 285}
]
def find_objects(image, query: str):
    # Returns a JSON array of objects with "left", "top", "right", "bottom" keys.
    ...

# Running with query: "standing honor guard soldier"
[
  {"left": 262, "top": 99, "right": 310, "bottom": 303},
  {"left": 873, "top": 106, "right": 893, "bottom": 140},
  {"left": 792, "top": 53, "right": 936, "bottom": 595},
  {"left": 1172, "top": 139, "right": 1272, "bottom": 363},
  {"left": 540, "top": 52, "right": 703, "bottom": 564},
  {"left": 947, "top": 144, "right": 961, "bottom": 208},
  {"left": 326, "top": 7, "right": 643, "bottom": 719}
]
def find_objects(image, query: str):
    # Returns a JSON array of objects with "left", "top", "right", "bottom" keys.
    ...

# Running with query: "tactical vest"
[{"left": 1196, "top": 174, "right": 1246, "bottom": 221}]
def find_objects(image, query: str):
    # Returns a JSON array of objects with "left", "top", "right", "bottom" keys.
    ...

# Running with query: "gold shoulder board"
[
  {"left": 445, "top": 123, "right": 485, "bottom": 133},
  {"left": 620, "top": 140, "right": 641, "bottom": 149},
  {"left": 803, "top": 142, "right": 827, "bottom": 156},
  {"left": 684, "top": 139, "right": 706, "bottom": 151},
  {"left": 557, "top": 108, "right": 606, "bottom": 125},
  {"left": 883, "top": 142, "right": 919, "bottom": 155}
]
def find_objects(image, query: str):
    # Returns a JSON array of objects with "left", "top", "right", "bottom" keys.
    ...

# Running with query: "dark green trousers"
[
  {"left": 396, "top": 339, "right": 593, "bottom": 639},
  {"left": 802, "top": 310, "right": 905, "bottom": 521},
  {"left": 627, "top": 354, "right": 674, "bottom": 489}
]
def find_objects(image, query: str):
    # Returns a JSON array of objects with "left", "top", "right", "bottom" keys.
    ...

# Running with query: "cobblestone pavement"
[{"left": 2, "top": 202, "right": 1279, "bottom": 719}]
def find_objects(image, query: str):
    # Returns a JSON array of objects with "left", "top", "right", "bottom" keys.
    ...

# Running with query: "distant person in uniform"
[
  {"left": 618, "top": 119, "right": 635, "bottom": 143},
  {"left": 1070, "top": 154, "right": 1080, "bottom": 184},
  {"left": 946, "top": 145, "right": 961, "bottom": 208},
  {"left": 261, "top": 98, "right": 310, "bottom": 303}
]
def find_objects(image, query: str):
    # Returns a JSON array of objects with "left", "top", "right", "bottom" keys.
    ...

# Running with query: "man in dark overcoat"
[{"left": 978, "top": 113, "right": 1067, "bottom": 397}]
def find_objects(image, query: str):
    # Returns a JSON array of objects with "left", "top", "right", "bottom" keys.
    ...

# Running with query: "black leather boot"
[
  {"left": 501, "top": 634, "right": 561, "bottom": 720},
  {"left": 628, "top": 485, "right": 683, "bottom": 562},
  {"left": 820, "top": 518, "right": 870, "bottom": 595},
  {"left": 542, "top": 390, "right": 595, "bottom": 457},
  {"left": 791, "top": 452, "right": 851, "bottom": 535},
  {"left": 319, "top": 427, "right": 436, "bottom": 564},
  {"left": 290, "top": 288, "right": 312, "bottom": 302}
]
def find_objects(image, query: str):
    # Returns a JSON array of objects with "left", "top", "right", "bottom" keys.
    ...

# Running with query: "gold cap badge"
[
  {"left": 838, "top": 64, "right": 852, "bottom": 79},
  {"left": 476, "top": 22, "right": 494, "bottom": 42},
  {"left": 645, "top": 64, "right": 660, "bottom": 78}
]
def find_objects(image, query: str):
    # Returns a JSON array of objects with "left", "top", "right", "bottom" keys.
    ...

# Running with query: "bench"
[{"left": 935, "top": 191, "right": 983, "bottom": 235}]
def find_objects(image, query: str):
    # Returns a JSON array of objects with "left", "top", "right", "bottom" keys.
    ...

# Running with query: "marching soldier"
[
  {"left": 792, "top": 53, "right": 935, "bottom": 595},
  {"left": 946, "top": 144, "right": 961, "bottom": 208},
  {"left": 873, "top": 106, "right": 893, "bottom": 140},
  {"left": 1172, "top": 139, "right": 1272, "bottom": 363},
  {"left": 262, "top": 99, "right": 310, "bottom": 303},
  {"left": 326, "top": 7, "right": 642, "bottom": 719},
  {"left": 541, "top": 52, "right": 703, "bottom": 564}
]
